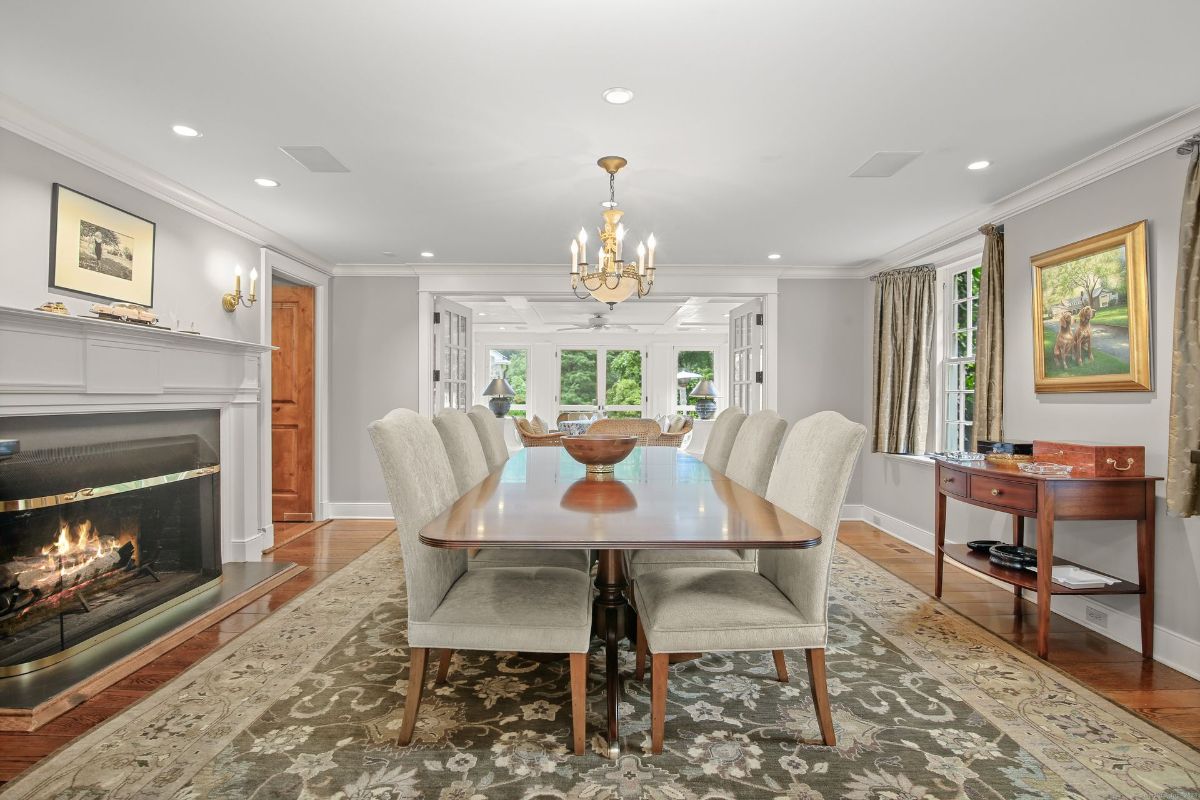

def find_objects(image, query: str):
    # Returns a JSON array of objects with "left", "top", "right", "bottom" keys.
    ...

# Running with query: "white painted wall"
[
  {"left": 0, "top": 127, "right": 262, "bottom": 342},
  {"left": 860, "top": 150, "right": 1200, "bottom": 675}
]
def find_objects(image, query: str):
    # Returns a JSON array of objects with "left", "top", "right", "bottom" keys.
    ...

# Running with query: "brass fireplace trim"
[
  {"left": 0, "top": 574, "right": 222, "bottom": 678},
  {"left": 0, "top": 464, "right": 220, "bottom": 513}
]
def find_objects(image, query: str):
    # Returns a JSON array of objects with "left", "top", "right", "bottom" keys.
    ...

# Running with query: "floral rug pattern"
[{"left": 1, "top": 536, "right": 1198, "bottom": 800}]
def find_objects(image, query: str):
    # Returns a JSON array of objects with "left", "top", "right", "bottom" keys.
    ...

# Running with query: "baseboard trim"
[
  {"left": 852, "top": 504, "right": 1200, "bottom": 681},
  {"left": 325, "top": 502, "right": 392, "bottom": 519}
]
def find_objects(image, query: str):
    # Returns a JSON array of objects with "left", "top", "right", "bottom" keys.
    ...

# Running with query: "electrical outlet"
[{"left": 1085, "top": 605, "right": 1109, "bottom": 628}]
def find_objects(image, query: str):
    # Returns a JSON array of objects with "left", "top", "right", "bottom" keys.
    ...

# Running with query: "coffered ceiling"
[
  {"left": 2, "top": 1, "right": 1198, "bottom": 269},
  {"left": 458, "top": 295, "right": 741, "bottom": 334}
]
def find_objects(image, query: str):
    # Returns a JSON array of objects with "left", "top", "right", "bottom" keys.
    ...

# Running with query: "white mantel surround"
[{"left": 0, "top": 306, "right": 274, "bottom": 561}]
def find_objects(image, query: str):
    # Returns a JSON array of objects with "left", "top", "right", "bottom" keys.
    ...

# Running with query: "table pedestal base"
[{"left": 595, "top": 549, "right": 631, "bottom": 757}]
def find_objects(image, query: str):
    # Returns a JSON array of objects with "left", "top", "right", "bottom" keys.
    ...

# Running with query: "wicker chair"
[
  {"left": 655, "top": 417, "right": 694, "bottom": 448},
  {"left": 515, "top": 417, "right": 564, "bottom": 447},
  {"left": 587, "top": 418, "right": 663, "bottom": 446},
  {"left": 557, "top": 411, "right": 592, "bottom": 425}
]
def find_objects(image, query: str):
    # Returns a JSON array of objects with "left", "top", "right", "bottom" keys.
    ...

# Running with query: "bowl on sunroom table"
[{"left": 562, "top": 435, "right": 637, "bottom": 480}]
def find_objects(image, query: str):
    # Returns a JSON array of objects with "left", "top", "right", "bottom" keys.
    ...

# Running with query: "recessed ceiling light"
[
  {"left": 254, "top": 177, "right": 279, "bottom": 187},
  {"left": 382, "top": 250, "right": 395, "bottom": 256},
  {"left": 967, "top": 160, "right": 991, "bottom": 171},
  {"left": 479, "top": 312, "right": 487, "bottom": 317},
  {"left": 602, "top": 87, "right": 634, "bottom": 105},
  {"left": 767, "top": 253, "right": 782, "bottom": 260},
  {"left": 499, "top": 326, "right": 506, "bottom": 330},
  {"left": 172, "top": 124, "right": 201, "bottom": 137},
  {"left": 420, "top": 251, "right": 435, "bottom": 258}
]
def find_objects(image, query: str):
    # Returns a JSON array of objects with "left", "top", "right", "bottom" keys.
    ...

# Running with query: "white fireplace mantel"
[{"left": 0, "top": 305, "right": 275, "bottom": 561}]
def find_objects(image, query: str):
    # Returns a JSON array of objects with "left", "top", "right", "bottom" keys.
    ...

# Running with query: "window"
[
  {"left": 675, "top": 349, "right": 714, "bottom": 417},
  {"left": 558, "top": 348, "right": 644, "bottom": 418},
  {"left": 943, "top": 264, "right": 981, "bottom": 451},
  {"left": 488, "top": 348, "right": 527, "bottom": 417}
]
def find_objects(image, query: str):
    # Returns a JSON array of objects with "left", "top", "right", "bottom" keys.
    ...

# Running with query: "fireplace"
[{"left": 0, "top": 434, "right": 221, "bottom": 674}]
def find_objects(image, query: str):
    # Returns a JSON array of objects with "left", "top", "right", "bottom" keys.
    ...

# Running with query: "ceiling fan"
[{"left": 557, "top": 313, "right": 634, "bottom": 332}]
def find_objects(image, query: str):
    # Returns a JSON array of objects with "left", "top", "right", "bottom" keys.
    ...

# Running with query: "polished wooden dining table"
[{"left": 419, "top": 446, "right": 823, "bottom": 756}]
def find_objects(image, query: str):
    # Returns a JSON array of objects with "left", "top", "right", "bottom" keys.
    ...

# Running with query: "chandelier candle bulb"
[
  {"left": 647, "top": 234, "right": 656, "bottom": 270},
  {"left": 637, "top": 241, "right": 646, "bottom": 275},
  {"left": 570, "top": 240, "right": 579, "bottom": 274}
]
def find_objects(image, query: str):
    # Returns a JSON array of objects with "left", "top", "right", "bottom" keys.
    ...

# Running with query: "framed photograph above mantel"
[
  {"left": 1030, "top": 220, "right": 1150, "bottom": 393},
  {"left": 49, "top": 183, "right": 156, "bottom": 306}
]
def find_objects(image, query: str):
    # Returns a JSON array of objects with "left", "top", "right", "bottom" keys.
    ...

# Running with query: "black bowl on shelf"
[
  {"left": 988, "top": 544, "right": 1038, "bottom": 570},
  {"left": 967, "top": 539, "right": 1004, "bottom": 553}
]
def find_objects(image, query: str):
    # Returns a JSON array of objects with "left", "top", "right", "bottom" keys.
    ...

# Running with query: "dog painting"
[{"left": 1031, "top": 221, "right": 1150, "bottom": 392}]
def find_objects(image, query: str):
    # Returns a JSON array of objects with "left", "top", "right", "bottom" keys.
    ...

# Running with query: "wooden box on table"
[{"left": 1032, "top": 440, "right": 1145, "bottom": 478}]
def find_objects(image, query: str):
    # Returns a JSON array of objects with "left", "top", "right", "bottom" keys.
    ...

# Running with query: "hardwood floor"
[
  {"left": 1, "top": 518, "right": 1195, "bottom": 786},
  {"left": 839, "top": 520, "right": 1200, "bottom": 749},
  {"left": 0, "top": 519, "right": 395, "bottom": 787}
]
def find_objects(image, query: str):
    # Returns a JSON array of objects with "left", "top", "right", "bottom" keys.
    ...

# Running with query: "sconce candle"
[{"left": 222, "top": 265, "right": 259, "bottom": 312}]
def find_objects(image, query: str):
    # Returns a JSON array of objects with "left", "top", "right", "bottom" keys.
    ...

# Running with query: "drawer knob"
[
  {"left": 942, "top": 477, "right": 954, "bottom": 484},
  {"left": 1106, "top": 457, "right": 1134, "bottom": 472},
  {"left": 991, "top": 488, "right": 1001, "bottom": 496}
]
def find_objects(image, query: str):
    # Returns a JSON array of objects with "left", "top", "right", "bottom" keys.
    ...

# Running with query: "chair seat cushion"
[
  {"left": 409, "top": 566, "right": 593, "bottom": 653},
  {"left": 470, "top": 547, "right": 590, "bottom": 572},
  {"left": 634, "top": 567, "right": 825, "bottom": 653},
  {"left": 625, "top": 548, "right": 755, "bottom": 580}
]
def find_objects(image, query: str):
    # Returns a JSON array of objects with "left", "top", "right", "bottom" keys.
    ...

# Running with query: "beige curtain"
[
  {"left": 971, "top": 224, "right": 1005, "bottom": 449},
  {"left": 1167, "top": 150, "right": 1200, "bottom": 517},
  {"left": 871, "top": 265, "right": 936, "bottom": 453}
]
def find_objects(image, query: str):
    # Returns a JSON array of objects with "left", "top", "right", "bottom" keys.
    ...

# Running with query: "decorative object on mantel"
[
  {"left": 481, "top": 376, "right": 515, "bottom": 417},
  {"left": 221, "top": 264, "right": 258, "bottom": 311},
  {"left": 688, "top": 378, "right": 719, "bottom": 420},
  {"left": 90, "top": 302, "right": 158, "bottom": 326},
  {"left": 1032, "top": 439, "right": 1144, "bottom": 477},
  {"left": 34, "top": 301, "right": 69, "bottom": 315},
  {"left": 50, "top": 183, "right": 155, "bottom": 306},
  {"left": 1030, "top": 220, "right": 1151, "bottom": 392},
  {"left": 1167, "top": 139, "right": 1200, "bottom": 516},
  {"left": 568, "top": 156, "right": 656, "bottom": 309}
]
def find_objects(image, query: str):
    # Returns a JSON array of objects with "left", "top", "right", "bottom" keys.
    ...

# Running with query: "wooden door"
[{"left": 272, "top": 284, "right": 315, "bottom": 521}]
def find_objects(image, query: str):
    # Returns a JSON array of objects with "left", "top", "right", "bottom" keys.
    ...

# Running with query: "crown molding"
[
  {"left": 0, "top": 93, "right": 334, "bottom": 275},
  {"left": 862, "top": 104, "right": 1200, "bottom": 274},
  {"left": 332, "top": 262, "right": 859, "bottom": 279}
]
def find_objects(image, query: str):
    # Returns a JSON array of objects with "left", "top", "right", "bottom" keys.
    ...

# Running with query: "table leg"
[
  {"left": 934, "top": 483, "right": 947, "bottom": 598},
  {"left": 1137, "top": 482, "right": 1156, "bottom": 660},
  {"left": 595, "top": 549, "right": 628, "bottom": 758},
  {"left": 1035, "top": 485, "right": 1055, "bottom": 659},
  {"left": 1012, "top": 514, "right": 1024, "bottom": 616}
]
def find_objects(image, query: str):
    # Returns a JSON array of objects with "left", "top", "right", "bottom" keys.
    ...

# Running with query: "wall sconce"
[{"left": 222, "top": 265, "right": 258, "bottom": 312}]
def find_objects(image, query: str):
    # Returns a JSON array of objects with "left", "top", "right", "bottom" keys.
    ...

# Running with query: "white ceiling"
[
  {"left": 2, "top": 1, "right": 1198, "bottom": 268},
  {"left": 458, "top": 295, "right": 741, "bottom": 334}
]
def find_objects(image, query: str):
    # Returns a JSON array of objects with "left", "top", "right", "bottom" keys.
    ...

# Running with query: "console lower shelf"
[{"left": 941, "top": 544, "right": 1141, "bottom": 596}]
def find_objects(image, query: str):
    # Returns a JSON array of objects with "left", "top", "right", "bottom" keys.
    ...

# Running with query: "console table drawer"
[
  {"left": 970, "top": 475, "right": 1036, "bottom": 513},
  {"left": 938, "top": 467, "right": 970, "bottom": 498}
]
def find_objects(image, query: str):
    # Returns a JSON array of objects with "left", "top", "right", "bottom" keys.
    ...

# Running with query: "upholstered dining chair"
[
  {"left": 434, "top": 409, "right": 590, "bottom": 574},
  {"left": 467, "top": 404, "right": 510, "bottom": 471},
  {"left": 368, "top": 408, "right": 593, "bottom": 754},
  {"left": 701, "top": 407, "right": 748, "bottom": 473},
  {"left": 634, "top": 410, "right": 866, "bottom": 752},
  {"left": 624, "top": 408, "right": 783, "bottom": 583}
]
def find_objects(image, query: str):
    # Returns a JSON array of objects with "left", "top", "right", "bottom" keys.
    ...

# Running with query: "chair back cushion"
[
  {"left": 759, "top": 411, "right": 866, "bottom": 625},
  {"left": 468, "top": 405, "right": 510, "bottom": 471},
  {"left": 588, "top": 417, "right": 661, "bottom": 445},
  {"left": 702, "top": 407, "right": 747, "bottom": 473},
  {"left": 433, "top": 409, "right": 491, "bottom": 494},
  {"left": 368, "top": 409, "right": 467, "bottom": 621},
  {"left": 723, "top": 410, "right": 787, "bottom": 495}
]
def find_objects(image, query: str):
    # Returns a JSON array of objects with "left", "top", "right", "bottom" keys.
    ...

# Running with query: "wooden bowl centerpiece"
[{"left": 562, "top": 435, "right": 636, "bottom": 479}]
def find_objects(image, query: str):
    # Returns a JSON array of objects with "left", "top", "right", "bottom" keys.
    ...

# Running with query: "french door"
[
  {"left": 728, "top": 299, "right": 763, "bottom": 413},
  {"left": 433, "top": 298, "right": 473, "bottom": 413},
  {"left": 557, "top": 347, "right": 645, "bottom": 418}
]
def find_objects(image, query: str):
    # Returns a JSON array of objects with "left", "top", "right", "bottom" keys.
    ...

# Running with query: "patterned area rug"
[{"left": 2, "top": 536, "right": 1198, "bottom": 800}]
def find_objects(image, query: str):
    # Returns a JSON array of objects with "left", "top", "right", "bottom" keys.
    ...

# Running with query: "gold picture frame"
[
  {"left": 1030, "top": 220, "right": 1150, "bottom": 393},
  {"left": 49, "top": 184, "right": 156, "bottom": 306}
]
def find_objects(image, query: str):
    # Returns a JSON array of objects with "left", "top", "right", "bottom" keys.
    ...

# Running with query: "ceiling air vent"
[
  {"left": 278, "top": 146, "right": 350, "bottom": 173},
  {"left": 850, "top": 151, "right": 923, "bottom": 178}
]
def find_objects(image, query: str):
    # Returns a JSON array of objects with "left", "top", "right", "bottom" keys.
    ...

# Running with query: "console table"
[{"left": 932, "top": 457, "right": 1160, "bottom": 660}]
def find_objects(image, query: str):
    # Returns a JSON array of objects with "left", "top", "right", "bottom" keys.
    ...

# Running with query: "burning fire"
[{"left": 42, "top": 520, "right": 117, "bottom": 568}]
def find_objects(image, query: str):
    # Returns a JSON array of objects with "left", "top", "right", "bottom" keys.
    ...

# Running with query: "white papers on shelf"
[{"left": 1026, "top": 564, "right": 1120, "bottom": 588}]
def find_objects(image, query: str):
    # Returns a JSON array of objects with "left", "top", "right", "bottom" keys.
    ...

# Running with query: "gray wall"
[
  {"left": 777, "top": 278, "right": 866, "bottom": 503},
  {"left": 0, "top": 128, "right": 262, "bottom": 341},
  {"left": 329, "top": 276, "right": 421, "bottom": 504},
  {"left": 861, "top": 150, "right": 1200, "bottom": 661}
]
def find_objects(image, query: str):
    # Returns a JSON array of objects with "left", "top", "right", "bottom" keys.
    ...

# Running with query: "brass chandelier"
[{"left": 569, "top": 156, "right": 656, "bottom": 309}]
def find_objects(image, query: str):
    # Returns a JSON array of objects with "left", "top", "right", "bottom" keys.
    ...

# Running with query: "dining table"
[{"left": 419, "top": 446, "right": 823, "bottom": 757}]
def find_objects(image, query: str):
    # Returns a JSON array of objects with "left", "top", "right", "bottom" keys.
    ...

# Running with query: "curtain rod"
[
  {"left": 869, "top": 263, "right": 935, "bottom": 282},
  {"left": 1178, "top": 135, "right": 1200, "bottom": 155}
]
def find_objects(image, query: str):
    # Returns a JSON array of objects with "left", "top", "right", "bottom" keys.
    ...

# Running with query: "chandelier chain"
[{"left": 609, "top": 172, "right": 616, "bottom": 206}]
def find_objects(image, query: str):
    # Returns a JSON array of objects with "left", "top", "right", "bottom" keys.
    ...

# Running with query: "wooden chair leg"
[
  {"left": 650, "top": 653, "right": 668, "bottom": 754},
  {"left": 398, "top": 647, "right": 429, "bottom": 746},
  {"left": 435, "top": 649, "right": 453, "bottom": 684},
  {"left": 805, "top": 648, "right": 836, "bottom": 746},
  {"left": 569, "top": 652, "right": 587, "bottom": 756},
  {"left": 772, "top": 650, "right": 790, "bottom": 683},
  {"left": 635, "top": 617, "right": 648, "bottom": 681}
]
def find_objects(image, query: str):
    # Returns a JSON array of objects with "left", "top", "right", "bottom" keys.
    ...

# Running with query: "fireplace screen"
[{"left": 0, "top": 435, "right": 220, "bottom": 674}]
